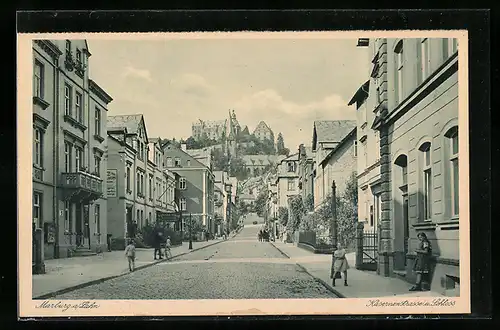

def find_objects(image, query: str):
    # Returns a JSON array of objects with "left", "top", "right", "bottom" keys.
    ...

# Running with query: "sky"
[{"left": 87, "top": 35, "right": 370, "bottom": 150}]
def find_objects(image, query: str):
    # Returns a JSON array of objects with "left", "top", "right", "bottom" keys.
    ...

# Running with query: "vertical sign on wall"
[{"left": 107, "top": 169, "right": 118, "bottom": 198}]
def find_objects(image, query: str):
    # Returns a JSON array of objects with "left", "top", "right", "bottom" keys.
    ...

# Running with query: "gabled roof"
[
  {"left": 163, "top": 143, "right": 207, "bottom": 169},
  {"left": 312, "top": 120, "right": 357, "bottom": 150},
  {"left": 107, "top": 114, "right": 145, "bottom": 135},
  {"left": 319, "top": 127, "right": 357, "bottom": 167}
]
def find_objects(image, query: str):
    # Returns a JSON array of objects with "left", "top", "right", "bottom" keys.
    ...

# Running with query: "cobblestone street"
[{"left": 53, "top": 225, "right": 337, "bottom": 300}]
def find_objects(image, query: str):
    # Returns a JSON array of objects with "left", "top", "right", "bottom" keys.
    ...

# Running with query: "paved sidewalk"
[
  {"left": 33, "top": 235, "right": 236, "bottom": 299},
  {"left": 270, "top": 241, "right": 442, "bottom": 298}
]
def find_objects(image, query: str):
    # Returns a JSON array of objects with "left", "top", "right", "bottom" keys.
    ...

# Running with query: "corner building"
[
  {"left": 32, "top": 39, "right": 112, "bottom": 261},
  {"left": 354, "top": 37, "right": 460, "bottom": 295}
]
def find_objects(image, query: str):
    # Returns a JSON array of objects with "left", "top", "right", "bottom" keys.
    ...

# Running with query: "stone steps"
[{"left": 72, "top": 247, "right": 97, "bottom": 257}]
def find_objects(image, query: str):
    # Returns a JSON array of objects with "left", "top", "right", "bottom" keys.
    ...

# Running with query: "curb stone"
[
  {"left": 269, "top": 242, "right": 345, "bottom": 299},
  {"left": 33, "top": 237, "right": 233, "bottom": 300}
]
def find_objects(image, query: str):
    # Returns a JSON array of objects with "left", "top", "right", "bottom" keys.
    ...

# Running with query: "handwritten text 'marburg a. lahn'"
[{"left": 35, "top": 300, "right": 100, "bottom": 312}]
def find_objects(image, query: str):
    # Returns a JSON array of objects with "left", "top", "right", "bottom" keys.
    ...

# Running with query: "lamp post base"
[{"left": 188, "top": 240, "right": 193, "bottom": 250}]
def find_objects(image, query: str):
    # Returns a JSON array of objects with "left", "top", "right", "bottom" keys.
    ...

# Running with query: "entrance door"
[
  {"left": 75, "top": 203, "right": 83, "bottom": 247},
  {"left": 83, "top": 205, "right": 90, "bottom": 249},
  {"left": 403, "top": 194, "right": 409, "bottom": 266},
  {"left": 126, "top": 207, "right": 133, "bottom": 238}
]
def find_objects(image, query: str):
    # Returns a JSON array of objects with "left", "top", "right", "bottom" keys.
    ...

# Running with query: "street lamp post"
[
  {"left": 225, "top": 183, "right": 232, "bottom": 235},
  {"left": 331, "top": 180, "right": 338, "bottom": 251},
  {"left": 188, "top": 213, "right": 193, "bottom": 250}
]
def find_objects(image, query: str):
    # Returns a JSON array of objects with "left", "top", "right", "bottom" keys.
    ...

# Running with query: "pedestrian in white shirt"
[{"left": 124, "top": 239, "right": 136, "bottom": 272}]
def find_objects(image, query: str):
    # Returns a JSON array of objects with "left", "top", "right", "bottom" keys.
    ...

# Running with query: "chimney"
[{"left": 181, "top": 143, "right": 187, "bottom": 151}]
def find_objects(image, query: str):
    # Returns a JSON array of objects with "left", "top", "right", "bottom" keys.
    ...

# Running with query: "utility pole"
[
  {"left": 188, "top": 213, "right": 193, "bottom": 250},
  {"left": 330, "top": 180, "right": 338, "bottom": 281},
  {"left": 331, "top": 180, "right": 338, "bottom": 251}
]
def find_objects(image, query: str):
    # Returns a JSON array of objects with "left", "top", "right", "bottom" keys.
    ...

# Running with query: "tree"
[
  {"left": 229, "top": 156, "right": 248, "bottom": 181},
  {"left": 276, "top": 133, "right": 285, "bottom": 154},
  {"left": 212, "top": 148, "right": 229, "bottom": 171},
  {"left": 288, "top": 195, "right": 306, "bottom": 234},
  {"left": 280, "top": 147, "right": 290, "bottom": 157},
  {"left": 305, "top": 194, "right": 314, "bottom": 212},
  {"left": 185, "top": 136, "right": 199, "bottom": 149},
  {"left": 336, "top": 172, "right": 358, "bottom": 249},
  {"left": 310, "top": 172, "right": 359, "bottom": 249},
  {"left": 254, "top": 188, "right": 268, "bottom": 217},
  {"left": 278, "top": 207, "right": 289, "bottom": 226}
]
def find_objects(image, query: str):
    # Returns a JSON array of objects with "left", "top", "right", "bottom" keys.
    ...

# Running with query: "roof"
[
  {"left": 241, "top": 155, "right": 283, "bottom": 166},
  {"left": 281, "top": 153, "right": 299, "bottom": 163},
  {"left": 302, "top": 146, "right": 314, "bottom": 159},
  {"left": 107, "top": 114, "right": 143, "bottom": 134},
  {"left": 253, "top": 121, "right": 272, "bottom": 133},
  {"left": 148, "top": 137, "right": 162, "bottom": 144},
  {"left": 348, "top": 81, "right": 370, "bottom": 109},
  {"left": 89, "top": 79, "right": 113, "bottom": 104},
  {"left": 312, "top": 120, "right": 357, "bottom": 148},
  {"left": 319, "top": 127, "right": 357, "bottom": 166},
  {"left": 213, "top": 171, "right": 229, "bottom": 183},
  {"left": 186, "top": 149, "right": 212, "bottom": 168}
]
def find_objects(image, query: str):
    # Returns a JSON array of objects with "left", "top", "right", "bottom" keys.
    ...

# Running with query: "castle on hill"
[{"left": 191, "top": 110, "right": 276, "bottom": 157}]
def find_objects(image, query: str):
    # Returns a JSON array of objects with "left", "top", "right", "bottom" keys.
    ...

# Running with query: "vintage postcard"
[{"left": 18, "top": 30, "right": 470, "bottom": 317}]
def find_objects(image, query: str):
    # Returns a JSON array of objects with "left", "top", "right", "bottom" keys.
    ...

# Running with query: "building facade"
[
  {"left": 33, "top": 39, "right": 112, "bottom": 264},
  {"left": 191, "top": 119, "right": 227, "bottom": 141},
  {"left": 355, "top": 37, "right": 460, "bottom": 295},
  {"left": 297, "top": 144, "right": 315, "bottom": 208},
  {"left": 162, "top": 142, "right": 216, "bottom": 236},
  {"left": 349, "top": 79, "right": 382, "bottom": 232},
  {"left": 312, "top": 120, "right": 357, "bottom": 208},
  {"left": 275, "top": 154, "right": 300, "bottom": 210},
  {"left": 317, "top": 127, "right": 357, "bottom": 200},
  {"left": 106, "top": 115, "right": 177, "bottom": 248},
  {"left": 253, "top": 120, "right": 275, "bottom": 143},
  {"left": 241, "top": 155, "right": 285, "bottom": 177},
  {"left": 214, "top": 170, "right": 230, "bottom": 235}
]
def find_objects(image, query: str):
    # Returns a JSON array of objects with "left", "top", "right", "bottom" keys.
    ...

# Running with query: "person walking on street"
[
  {"left": 124, "top": 239, "right": 136, "bottom": 272},
  {"left": 164, "top": 236, "right": 173, "bottom": 259},
  {"left": 330, "top": 242, "right": 349, "bottom": 287},
  {"left": 409, "top": 232, "right": 432, "bottom": 291}
]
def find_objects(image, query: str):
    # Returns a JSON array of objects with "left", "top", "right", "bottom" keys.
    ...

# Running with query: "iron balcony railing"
[{"left": 61, "top": 171, "right": 103, "bottom": 194}]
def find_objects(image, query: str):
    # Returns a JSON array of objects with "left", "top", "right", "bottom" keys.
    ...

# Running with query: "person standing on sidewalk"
[
  {"left": 410, "top": 232, "right": 432, "bottom": 291},
  {"left": 330, "top": 242, "right": 349, "bottom": 287},
  {"left": 124, "top": 239, "right": 136, "bottom": 272},
  {"left": 153, "top": 229, "right": 163, "bottom": 260}
]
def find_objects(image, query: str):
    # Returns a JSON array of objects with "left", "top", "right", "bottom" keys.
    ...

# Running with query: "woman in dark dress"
[{"left": 410, "top": 232, "right": 432, "bottom": 291}]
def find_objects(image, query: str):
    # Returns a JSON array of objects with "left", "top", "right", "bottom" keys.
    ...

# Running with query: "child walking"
[
  {"left": 330, "top": 242, "right": 349, "bottom": 287},
  {"left": 164, "top": 236, "right": 172, "bottom": 259},
  {"left": 124, "top": 239, "right": 136, "bottom": 272}
]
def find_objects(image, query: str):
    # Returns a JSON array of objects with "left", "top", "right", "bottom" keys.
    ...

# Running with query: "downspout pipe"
[{"left": 53, "top": 56, "right": 60, "bottom": 258}]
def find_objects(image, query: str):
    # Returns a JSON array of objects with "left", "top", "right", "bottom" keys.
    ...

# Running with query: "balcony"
[
  {"left": 61, "top": 172, "right": 103, "bottom": 202},
  {"left": 33, "top": 165, "right": 44, "bottom": 182}
]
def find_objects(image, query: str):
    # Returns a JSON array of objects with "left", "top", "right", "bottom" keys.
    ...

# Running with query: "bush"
[
  {"left": 300, "top": 173, "right": 358, "bottom": 249},
  {"left": 139, "top": 223, "right": 183, "bottom": 247},
  {"left": 287, "top": 195, "right": 306, "bottom": 235},
  {"left": 110, "top": 237, "right": 126, "bottom": 251}
]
